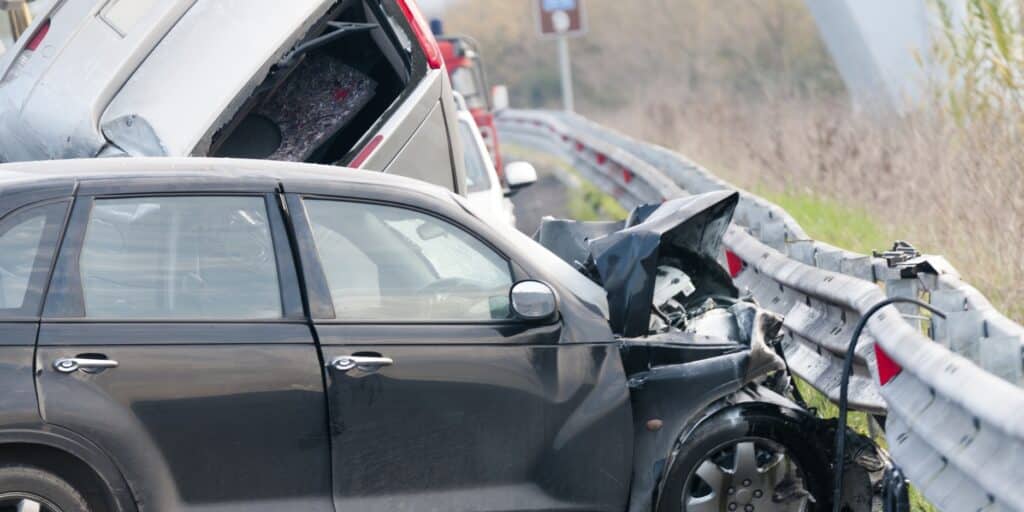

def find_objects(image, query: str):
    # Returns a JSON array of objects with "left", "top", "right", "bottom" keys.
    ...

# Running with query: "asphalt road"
[{"left": 510, "top": 167, "right": 571, "bottom": 236}]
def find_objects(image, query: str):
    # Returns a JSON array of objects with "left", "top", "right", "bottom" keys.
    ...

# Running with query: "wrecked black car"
[{"left": 0, "top": 158, "right": 882, "bottom": 512}]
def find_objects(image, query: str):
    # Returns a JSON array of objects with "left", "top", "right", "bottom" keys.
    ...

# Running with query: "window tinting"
[
  {"left": 0, "top": 211, "right": 47, "bottom": 310},
  {"left": 80, "top": 196, "right": 282, "bottom": 319},
  {"left": 306, "top": 200, "right": 512, "bottom": 321}
]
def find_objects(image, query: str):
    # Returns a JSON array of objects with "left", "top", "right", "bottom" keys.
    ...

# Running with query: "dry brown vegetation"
[
  {"left": 610, "top": 92, "right": 1024, "bottom": 320},
  {"left": 443, "top": 0, "right": 1024, "bottom": 320}
]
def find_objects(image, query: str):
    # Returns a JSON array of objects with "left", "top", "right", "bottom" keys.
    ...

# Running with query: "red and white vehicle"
[{"left": 436, "top": 34, "right": 505, "bottom": 179}]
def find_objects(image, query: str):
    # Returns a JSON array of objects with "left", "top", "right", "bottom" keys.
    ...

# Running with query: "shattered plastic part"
[
  {"left": 533, "top": 217, "right": 624, "bottom": 271},
  {"left": 537, "top": 191, "right": 741, "bottom": 337},
  {"left": 101, "top": 114, "right": 168, "bottom": 157},
  {"left": 653, "top": 266, "right": 695, "bottom": 305},
  {"left": 255, "top": 54, "right": 377, "bottom": 161}
]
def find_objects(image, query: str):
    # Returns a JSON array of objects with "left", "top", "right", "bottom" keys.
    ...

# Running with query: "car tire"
[
  {"left": 658, "top": 406, "right": 832, "bottom": 512},
  {"left": 0, "top": 465, "right": 90, "bottom": 512}
]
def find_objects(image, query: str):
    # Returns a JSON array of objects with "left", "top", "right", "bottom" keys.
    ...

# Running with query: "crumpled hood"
[{"left": 536, "top": 190, "right": 740, "bottom": 337}]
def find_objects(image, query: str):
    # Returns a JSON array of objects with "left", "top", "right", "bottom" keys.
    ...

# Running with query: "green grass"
[
  {"left": 756, "top": 187, "right": 895, "bottom": 254},
  {"left": 567, "top": 183, "right": 629, "bottom": 222}
]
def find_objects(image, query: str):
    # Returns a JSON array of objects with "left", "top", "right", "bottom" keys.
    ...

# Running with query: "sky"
[{"left": 418, "top": 0, "right": 453, "bottom": 16}]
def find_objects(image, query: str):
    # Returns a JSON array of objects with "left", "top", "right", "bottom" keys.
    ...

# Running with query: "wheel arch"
[
  {"left": 0, "top": 427, "right": 137, "bottom": 512},
  {"left": 653, "top": 387, "right": 833, "bottom": 511}
]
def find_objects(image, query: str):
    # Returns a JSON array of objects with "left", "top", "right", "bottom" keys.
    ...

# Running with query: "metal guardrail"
[{"left": 498, "top": 109, "right": 1024, "bottom": 512}]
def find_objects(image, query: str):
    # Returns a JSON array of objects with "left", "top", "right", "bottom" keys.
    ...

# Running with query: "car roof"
[{"left": 0, "top": 157, "right": 460, "bottom": 204}]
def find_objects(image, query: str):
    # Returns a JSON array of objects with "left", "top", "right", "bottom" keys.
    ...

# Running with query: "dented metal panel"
[
  {"left": 0, "top": 0, "right": 197, "bottom": 161},
  {"left": 100, "top": 0, "right": 333, "bottom": 157}
]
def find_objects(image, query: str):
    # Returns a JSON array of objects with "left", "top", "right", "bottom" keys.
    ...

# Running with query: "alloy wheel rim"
[
  {"left": 0, "top": 493, "right": 62, "bottom": 512},
  {"left": 683, "top": 438, "right": 811, "bottom": 512}
]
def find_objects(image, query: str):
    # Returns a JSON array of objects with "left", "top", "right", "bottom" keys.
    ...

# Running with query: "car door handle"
[
  {"left": 329, "top": 355, "right": 393, "bottom": 373},
  {"left": 53, "top": 357, "right": 119, "bottom": 374}
]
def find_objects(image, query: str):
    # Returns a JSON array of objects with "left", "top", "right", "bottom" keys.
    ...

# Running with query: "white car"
[
  {"left": 455, "top": 109, "right": 536, "bottom": 227},
  {"left": 0, "top": 0, "right": 469, "bottom": 194}
]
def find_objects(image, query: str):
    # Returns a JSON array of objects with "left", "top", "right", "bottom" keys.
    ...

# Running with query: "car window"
[
  {"left": 458, "top": 120, "right": 493, "bottom": 193},
  {"left": 451, "top": 66, "right": 486, "bottom": 110},
  {"left": 79, "top": 196, "right": 282, "bottom": 319},
  {"left": 474, "top": 202, "right": 611, "bottom": 320},
  {"left": 0, "top": 204, "right": 60, "bottom": 312},
  {"left": 305, "top": 200, "right": 513, "bottom": 321}
]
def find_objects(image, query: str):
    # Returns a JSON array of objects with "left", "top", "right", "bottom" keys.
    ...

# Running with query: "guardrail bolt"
[
  {"left": 742, "top": 479, "right": 752, "bottom": 487},
  {"left": 728, "top": 503, "right": 737, "bottom": 511}
]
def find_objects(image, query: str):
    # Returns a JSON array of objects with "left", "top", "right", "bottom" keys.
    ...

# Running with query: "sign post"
[
  {"left": 557, "top": 35, "right": 574, "bottom": 112},
  {"left": 536, "top": 0, "right": 585, "bottom": 113},
  {"left": 2, "top": 1, "right": 33, "bottom": 42}
]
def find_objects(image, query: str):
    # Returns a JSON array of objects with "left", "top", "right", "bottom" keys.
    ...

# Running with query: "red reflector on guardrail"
[
  {"left": 596, "top": 153, "right": 607, "bottom": 164},
  {"left": 874, "top": 344, "right": 902, "bottom": 385},
  {"left": 725, "top": 250, "right": 743, "bottom": 278},
  {"left": 575, "top": 142, "right": 584, "bottom": 152},
  {"left": 622, "top": 169, "right": 633, "bottom": 184}
]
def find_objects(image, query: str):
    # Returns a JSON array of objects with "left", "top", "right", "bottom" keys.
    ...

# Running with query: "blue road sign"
[{"left": 542, "top": 0, "right": 577, "bottom": 12}]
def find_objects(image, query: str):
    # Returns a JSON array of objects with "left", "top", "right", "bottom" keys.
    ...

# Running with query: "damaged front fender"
[
  {"left": 620, "top": 307, "right": 788, "bottom": 512},
  {"left": 622, "top": 347, "right": 752, "bottom": 512}
]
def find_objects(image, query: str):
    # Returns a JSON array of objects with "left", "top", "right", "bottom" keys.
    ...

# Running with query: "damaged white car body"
[{"left": 0, "top": 0, "right": 468, "bottom": 193}]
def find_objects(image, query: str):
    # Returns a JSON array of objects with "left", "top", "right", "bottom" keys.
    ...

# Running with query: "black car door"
[
  {"left": 0, "top": 196, "right": 70, "bottom": 429},
  {"left": 286, "top": 191, "right": 634, "bottom": 512},
  {"left": 35, "top": 180, "right": 333, "bottom": 511}
]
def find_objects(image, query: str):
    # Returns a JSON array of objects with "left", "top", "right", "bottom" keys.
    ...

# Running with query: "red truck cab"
[{"left": 436, "top": 34, "right": 504, "bottom": 179}]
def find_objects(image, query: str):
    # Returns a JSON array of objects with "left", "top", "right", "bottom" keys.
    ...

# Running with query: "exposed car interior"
[
  {"left": 306, "top": 200, "right": 513, "bottom": 321},
  {"left": 211, "top": 0, "right": 420, "bottom": 165}
]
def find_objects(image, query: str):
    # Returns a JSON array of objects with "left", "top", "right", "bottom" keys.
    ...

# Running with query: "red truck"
[{"left": 435, "top": 32, "right": 504, "bottom": 179}]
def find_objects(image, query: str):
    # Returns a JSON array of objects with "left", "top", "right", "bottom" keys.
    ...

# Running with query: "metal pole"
[
  {"left": 6, "top": 1, "right": 33, "bottom": 41},
  {"left": 557, "top": 35, "right": 574, "bottom": 112}
]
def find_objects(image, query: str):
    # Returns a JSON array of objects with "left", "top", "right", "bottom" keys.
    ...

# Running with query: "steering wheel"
[{"left": 417, "top": 277, "right": 492, "bottom": 318}]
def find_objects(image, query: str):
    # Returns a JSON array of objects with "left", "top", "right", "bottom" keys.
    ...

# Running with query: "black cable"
[{"left": 832, "top": 297, "right": 946, "bottom": 512}]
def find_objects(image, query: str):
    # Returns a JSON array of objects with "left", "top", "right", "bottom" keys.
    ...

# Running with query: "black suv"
[{"left": 0, "top": 158, "right": 866, "bottom": 512}]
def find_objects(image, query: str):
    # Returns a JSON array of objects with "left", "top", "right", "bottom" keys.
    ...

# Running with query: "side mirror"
[
  {"left": 510, "top": 281, "right": 557, "bottom": 321},
  {"left": 492, "top": 85, "right": 510, "bottom": 112},
  {"left": 504, "top": 162, "right": 537, "bottom": 196}
]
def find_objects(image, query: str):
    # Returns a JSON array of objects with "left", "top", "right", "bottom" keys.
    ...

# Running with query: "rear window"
[
  {"left": 0, "top": 201, "right": 67, "bottom": 317},
  {"left": 0, "top": 213, "right": 45, "bottom": 310},
  {"left": 211, "top": 0, "right": 426, "bottom": 165}
]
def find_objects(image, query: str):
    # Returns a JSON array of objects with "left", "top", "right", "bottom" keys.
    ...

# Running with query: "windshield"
[
  {"left": 450, "top": 194, "right": 610, "bottom": 319},
  {"left": 451, "top": 64, "right": 489, "bottom": 110},
  {"left": 458, "top": 119, "right": 492, "bottom": 193}
]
